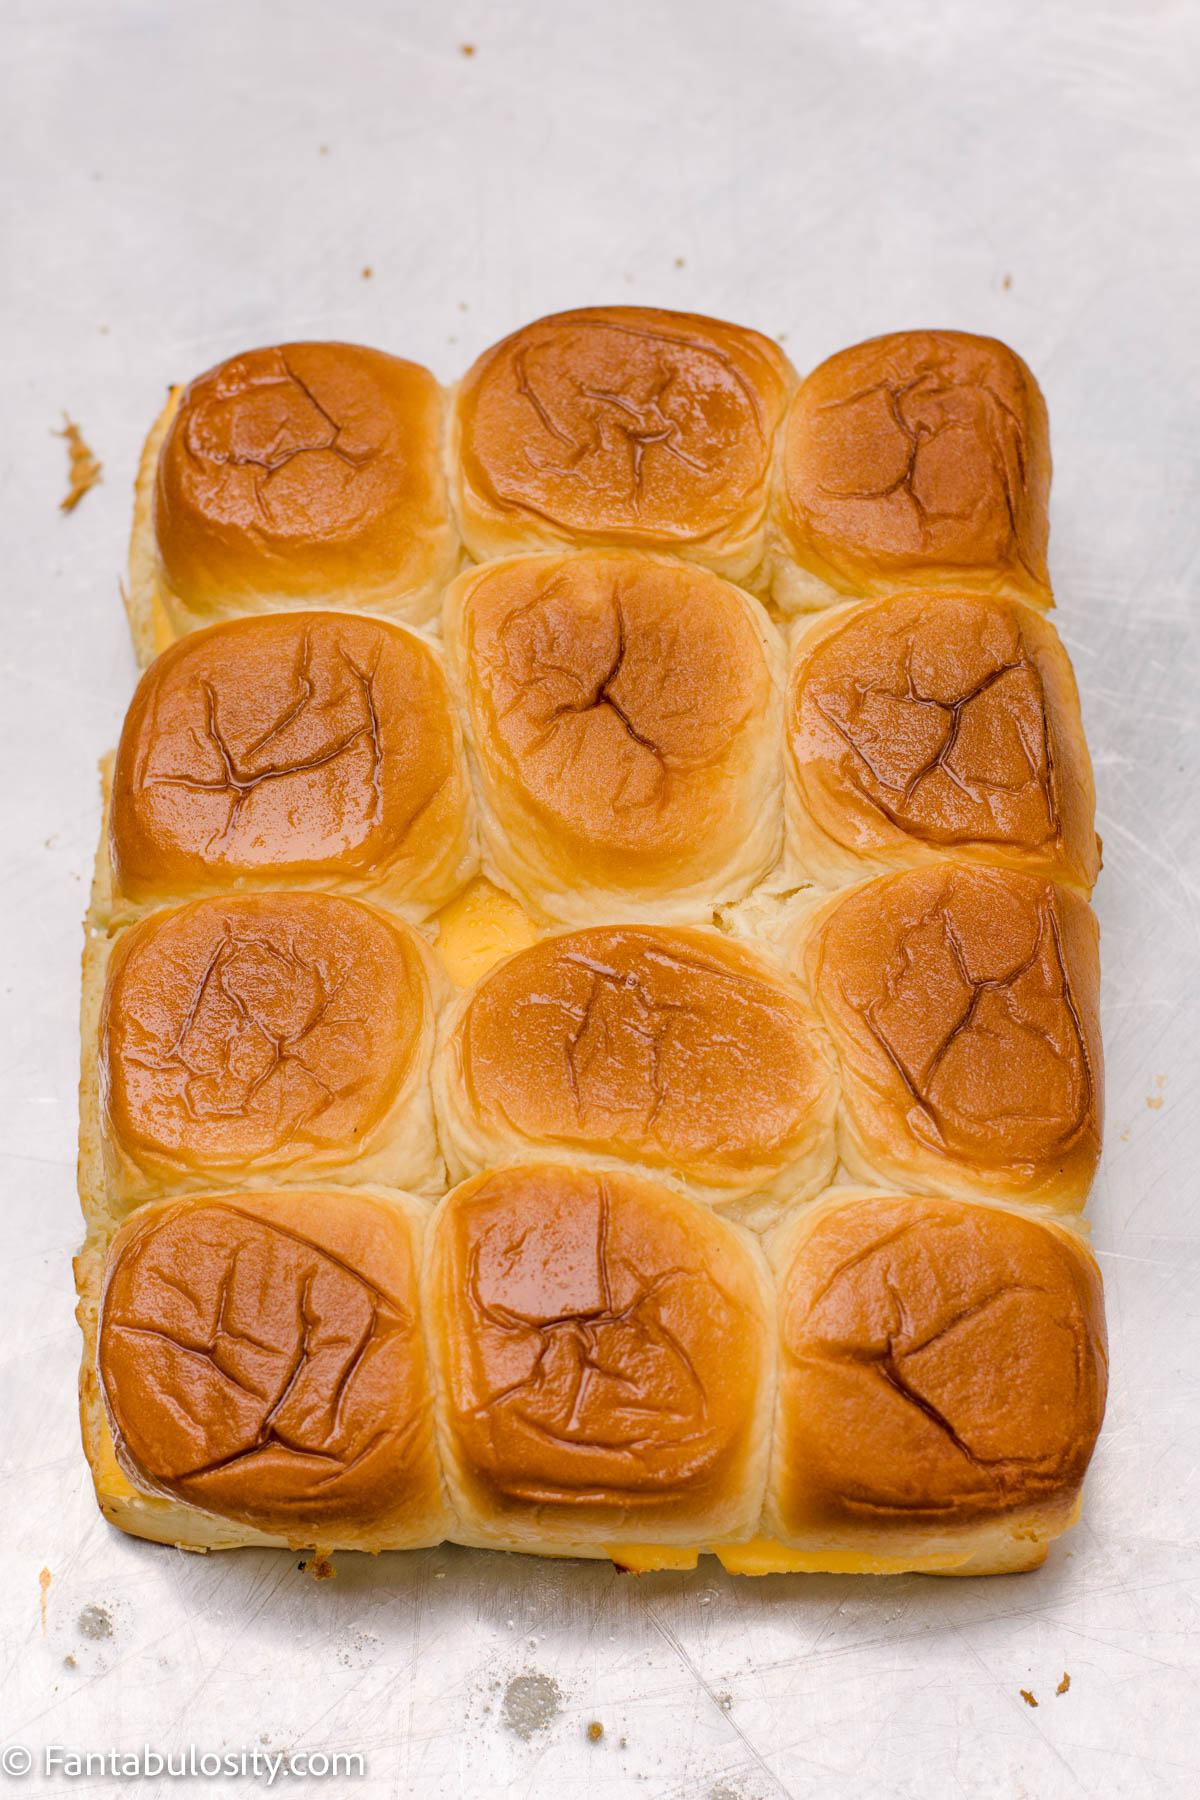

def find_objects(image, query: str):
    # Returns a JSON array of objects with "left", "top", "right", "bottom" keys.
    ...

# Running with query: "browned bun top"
[
  {"left": 101, "top": 893, "right": 431, "bottom": 1177},
  {"left": 780, "top": 331, "right": 1051, "bottom": 602},
  {"left": 431, "top": 1164, "right": 769, "bottom": 1515},
  {"left": 454, "top": 306, "right": 792, "bottom": 550},
  {"left": 787, "top": 590, "right": 1099, "bottom": 886},
  {"left": 450, "top": 925, "right": 834, "bottom": 1187},
  {"left": 802, "top": 865, "right": 1102, "bottom": 1200},
  {"left": 449, "top": 553, "right": 779, "bottom": 894},
  {"left": 109, "top": 611, "right": 465, "bottom": 905},
  {"left": 775, "top": 1193, "right": 1107, "bottom": 1529},
  {"left": 155, "top": 342, "right": 451, "bottom": 613},
  {"left": 99, "top": 1190, "right": 442, "bottom": 1535}
]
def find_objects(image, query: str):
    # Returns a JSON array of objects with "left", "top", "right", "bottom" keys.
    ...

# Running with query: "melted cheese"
[
  {"left": 436, "top": 877, "right": 540, "bottom": 987},
  {"left": 715, "top": 1537, "right": 973, "bottom": 1576},
  {"left": 150, "top": 583, "right": 176, "bottom": 658},
  {"left": 605, "top": 1545, "right": 701, "bottom": 1572}
]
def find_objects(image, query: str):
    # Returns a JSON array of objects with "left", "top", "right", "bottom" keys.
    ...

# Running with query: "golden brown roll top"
[
  {"left": 786, "top": 590, "right": 1099, "bottom": 890},
  {"left": 91, "top": 893, "right": 444, "bottom": 1214},
  {"left": 100, "top": 611, "right": 473, "bottom": 923},
  {"left": 91, "top": 1189, "right": 446, "bottom": 1550},
  {"left": 444, "top": 552, "right": 784, "bottom": 923},
  {"left": 768, "top": 1191, "right": 1107, "bottom": 1568},
  {"left": 798, "top": 865, "right": 1102, "bottom": 1207},
  {"left": 426, "top": 1164, "right": 774, "bottom": 1552},
  {"left": 451, "top": 306, "right": 794, "bottom": 582},
  {"left": 435, "top": 924, "right": 837, "bottom": 1214},
  {"left": 772, "top": 330, "right": 1052, "bottom": 613},
  {"left": 139, "top": 342, "right": 458, "bottom": 645}
]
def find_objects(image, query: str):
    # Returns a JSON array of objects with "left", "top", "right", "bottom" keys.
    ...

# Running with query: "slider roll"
[
  {"left": 434, "top": 923, "right": 838, "bottom": 1217},
  {"left": 772, "top": 330, "right": 1052, "bottom": 613},
  {"left": 85, "top": 893, "right": 445, "bottom": 1220},
  {"left": 129, "top": 341, "right": 458, "bottom": 661},
  {"left": 427, "top": 1164, "right": 775, "bottom": 1554},
  {"left": 451, "top": 307, "right": 794, "bottom": 585},
  {"left": 80, "top": 1189, "right": 447, "bottom": 1551},
  {"left": 767, "top": 1190, "right": 1107, "bottom": 1572},
  {"left": 798, "top": 865, "right": 1103, "bottom": 1207},
  {"left": 444, "top": 551, "right": 785, "bottom": 925},
  {"left": 786, "top": 590, "right": 1100, "bottom": 891},
  {"left": 97, "top": 611, "right": 474, "bottom": 926}
]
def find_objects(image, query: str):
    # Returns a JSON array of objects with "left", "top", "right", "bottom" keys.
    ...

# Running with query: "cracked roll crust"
[
  {"left": 434, "top": 924, "right": 837, "bottom": 1212},
  {"left": 102, "top": 611, "right": 473, "bottom": 923},
  {"left": 150, "top": 342, "right": 458, "bottom": 633},
  {"left": 786, "top": 591, "right": 1099, "bottom": 890},
  {"left": 95, "top": 1190, "right": 446, "bottom": 1548},
  {"left": 95, "top": 893, "right": 444, "bottom": 1211},
  {"left": 769, "top": 1191, "right": 1107, "bottom": 1548},
  {"left": 428, "top": 1164, "right": 774, "bottom": 1551},
  {"left": 443, "top": 553, "right": 785, "bottom": 924},
  {"left": 773, "top": 331, "right": 1052, "bottom": 612},
  {"left": 799, "top": 866, "right": 1102, "bottom": 1206},
  {"left": 450, "top": 307, "right": 794, "bottom": 583}
]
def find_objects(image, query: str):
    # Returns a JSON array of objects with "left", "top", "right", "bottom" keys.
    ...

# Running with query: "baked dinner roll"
[
  {"left": 97, "top": 611, "right": 473, "bottom": 925},
  {"left": 786, "top": 590, "right": 1099, "bottom": 891},
  {"left": 434, "top": 924, "right": 837, "bottom": 1217},
  {"left": 450, "top": 307, "right": 794, "bottom": 584},
  {"left": 798, "top": 865, "right": 1102, "bottom": 1207},
  {"left": 766, "top": 1190, "right": 1107, "bottom": 1573},
  {"left": 427, "top": 1163, "right": 774, "bottom": 1553},
  {"left": 85, "top": 892, "right": 444, "bottom": 1218},
  {"left": 444, "top": 552, "right": 785, "bottom": 924},
  {"left": 772, "top": 330, "right": 1052, "bottom": 613},
  {"left": 128, "top": 341, "right": 457, "bottom": 660},
  {"left": 80, "top": 1189, "right": 446, "bottom": 1551}
]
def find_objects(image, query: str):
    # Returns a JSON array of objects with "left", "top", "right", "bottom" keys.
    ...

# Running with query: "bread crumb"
[
  {"left": 587, "top": 1721, "right": 604, "bottom": 1741},
  {"left": 362, "top": 266, "right": 373, "bottom": 280},
  {"left": 57, "top": 417, "right": 102, "bottom": 511},
  {"left": 1002, "top": 274, "right": 1013, "bottom": 290},
  {"left": 1057, "top": 1672, "right": 1070, "bottom": 1695},
  {"left": 39, "top": 1567, "right": 51, "bottom": 1635},
  {"left": 1147, "top": 1074, "right": 1167, "bottom": 1108},
  {"left": 460, "top": 43, "right": 476, "bottom": 56},
  {"left": 674, "top": 257, "right": 685, "bottom": 268},
  {"left": 1020, "top": 1688, "right": 1038, "bottom": 1707}
]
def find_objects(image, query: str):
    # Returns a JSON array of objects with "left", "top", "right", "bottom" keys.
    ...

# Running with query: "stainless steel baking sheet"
[{"left": 2, "top": 3, "right": 1197, "bottom": 1794}]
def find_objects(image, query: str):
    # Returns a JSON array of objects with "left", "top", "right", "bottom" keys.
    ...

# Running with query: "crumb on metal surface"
[
  {"left": 1020, "top": 1688, "right": 1038, "bottom": 1707},
  {"left": 39, "top": 1566, "right": 51, "bottom": 1635},
  {"left": 57, "top": 417, "right": 102, "bottom": 511},
  {"left": 362, "top": 266, "right": 373, "bottom": 279},
  {"left": 587, "top": 1721, "right": 604, "bottom": 1741},
  {"left": 460, "top": 43, "right": 476, "bottom": 56},
  {"left": 298, "top": 1555, "right": 337, "bottom": 1582},
  {"left": 1057, "top": 1672, "right": 1071, "bottom": 1695}
]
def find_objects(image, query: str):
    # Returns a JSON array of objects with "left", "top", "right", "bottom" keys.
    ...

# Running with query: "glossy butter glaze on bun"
[
  {"left": 786, "top": 590, "right": 1099, "bottom": 890},
  {"left": 99, "top": 611, "right": 473, "bottom": 924},
  {"left": 773, "top": 330, "right": 1052, "bottom": 612},
  {"left": 435, "top": 924, "right": 837, "bottom": 1216},
  {"left": 427, "top": 1163, "right": 775, "bottom": 1553},
  {"left": 444, "top": 552, "right": 784, "bottom": 924},
  {"left": 89, "top": 892, "right": 444, "bottom": 1215},
  {"left": 798, "top": 865, "right": 1102, "bottom": 1207},
  {"left": 768, "top": 1190, "right": 1107, "bottom": 1568},
  {"left": 451, "top": 307, "right": 794, "bottom": 583},
  {"left": 91, "top": 1189, "right": 446, "bottom": 1549},
  {"left": 133, "top": 342, "right": 457, "bottom": 653}
]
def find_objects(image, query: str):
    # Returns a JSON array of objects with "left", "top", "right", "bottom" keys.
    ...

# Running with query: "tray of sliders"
[{"left": 75, "top": 310, "right": 1107, "bottom": 1579}]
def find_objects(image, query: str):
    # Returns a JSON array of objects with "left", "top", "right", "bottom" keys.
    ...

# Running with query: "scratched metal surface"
[{"left": 1, "top": 2, "right": 1197, "bottom": 1795}]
